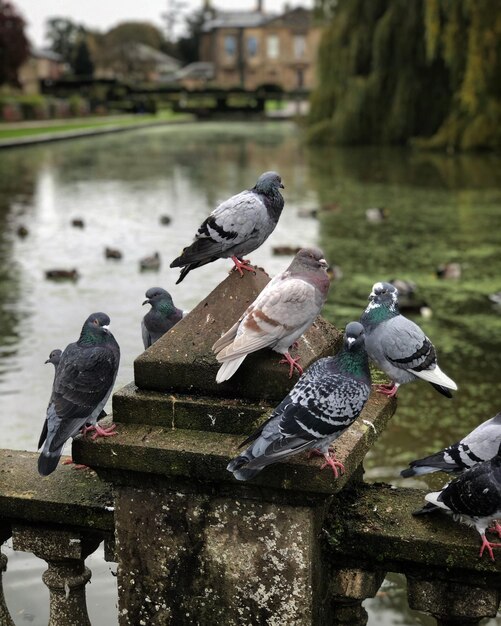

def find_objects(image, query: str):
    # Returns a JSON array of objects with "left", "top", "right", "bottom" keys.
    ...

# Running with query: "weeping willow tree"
[{"left": 309, "top": 0, "right": 501, "bottom": 150}]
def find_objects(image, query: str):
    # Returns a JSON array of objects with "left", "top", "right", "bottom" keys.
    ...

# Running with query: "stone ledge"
[
  {"left": 0, "top": 450, "right": 113, "bottom": 532},
  {"left": 134, "top": 268, "right": 342, "bottom": 402},
  {"left": 73, "top": 393, "right": 395, "bottom": 497},
  {"left": 112, "top": 382, "right": 272, "bottom": 434},
  {"left": 326, "top": 482, "right": 501, "bottom": 587}
]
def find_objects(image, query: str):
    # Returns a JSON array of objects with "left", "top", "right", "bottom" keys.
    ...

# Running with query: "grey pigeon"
[
  {"left": 402, "top": 412, "right": 501, "bottom": 478},
  {"left": 37, "top": 312, "right": 120, "bottom": 476},
  {"left": 417, "top": 454, "right": 501, "bottom": 561},
  {"left": 45, "top": 348, "right": 62, "bottom": 368},
  {"left": 227, "top": 321, "right": 371, "bottom": 481},
  {"left": 142, "top": 287, "right": 183, "bottom": 349},
  {"left": 170, "top": 171, "right": 284, "bottom": 284},
  {"left": 213, "top": 247, "right": 330, "bottom": 382},
  {"left": 360, "top": 282, "right": 457, "bottom": 398}
]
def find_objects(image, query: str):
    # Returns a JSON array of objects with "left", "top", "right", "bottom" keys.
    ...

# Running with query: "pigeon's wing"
[
  {"left": 381, "top": 316, "right": 456, "bottom": 388},
  {"left": 48, "top": 344, "right": 118, "bottom": 450},
  {"left": 171, "top": 191, "right": 266, "bottom": 267},
  {"left": 215, "top": 277, "right": 317, "bottom": 361},
  {"left": 141, "top": 319, "right": 152, "bottom": 349},
  {"left": 438, "top": 460, "right": 501, "bottom": 517}
]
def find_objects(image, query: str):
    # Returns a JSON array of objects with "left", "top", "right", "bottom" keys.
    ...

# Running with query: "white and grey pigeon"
[
  {"left": 37, "top": 312, "right": 120, "bottom": 476},
  {"left": 402, "top": 412, "right": 501, "bottom": 478},
  {"left": 415, "top": 454, "right": 501, "bottom": 561},
  {"left": 142, "top": 287, "right": 183, "bottom": 349},
  {"left": 227, "top": 321, "right": 371, "bottom": 481},
  {"left": 360, "top": 281, "right": 457, "bottom": 398},
  {"left": 170, "top": 171, "right": 284, "bottom": 284},
  {"left": 213, "top": 247, "right": 330, "bottom": 382}
]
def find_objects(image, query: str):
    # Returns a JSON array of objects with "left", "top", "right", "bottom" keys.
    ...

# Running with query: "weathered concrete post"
[
  {"left": 329, "top": 567, "right": 386, "bottom": 626},
  {"left": 12, "top": 525, "right": 102, "bottom": 626},
  {"left": 73, "top": 268, "right": 395, "bottom": 625}
]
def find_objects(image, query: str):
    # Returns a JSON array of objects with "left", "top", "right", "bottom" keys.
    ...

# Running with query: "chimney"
[{"left": 257, "top": 0, "right": 263, "bottom": 12}]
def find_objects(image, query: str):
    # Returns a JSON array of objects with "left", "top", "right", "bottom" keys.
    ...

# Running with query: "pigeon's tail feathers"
[
  {"left": 216, "top": 355, "right": 247, "bottom": 383},
  {"left": 401, "top": 464, "right": 440, "bottom": 478},
  {"left": 424, "top": 490, "right": 449, "bottom": 510},
  {"left": 227, "top": 455, "right": 261, "bottom": 481},
  {"left": 429, "top": 382, "right": 453, "bottom": 398},
  {"left": 412, "top": 501, "right": 442, "bottom": 516},
  {"left": 212, "top": 320, "right": 240, "bottom": 353},
  {"left": 37, "top": 419, "right": 48, "bottom": 450},
  {"left": 171, "top": 237, "right": 222, "bottom": 269},
  {"left": 38, "top": 447, "right": 64, "bottom": 476},
  {"left": 175, "top": 263, "right": 197, "bottom": 285},
  {"left": 412, "top": 364, "right": 457, "bottom": 391}
]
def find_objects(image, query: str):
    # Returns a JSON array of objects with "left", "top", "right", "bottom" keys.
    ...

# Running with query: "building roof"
[
  {"left": 131, "top": 43, "right": 181, "bottom": 69},
  {"left": 202, "top": 10, "right": 277, "bottom": 32},
  {"left": 31, "top": 47, "right": 64, "bottom": 63}
]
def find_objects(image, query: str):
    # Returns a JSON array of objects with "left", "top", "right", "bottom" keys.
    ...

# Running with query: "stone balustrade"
[{"left": 1, "top": 269, "right": 500, "bottom": 625}]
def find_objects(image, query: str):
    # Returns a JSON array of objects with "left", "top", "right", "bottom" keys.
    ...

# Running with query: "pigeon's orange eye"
[{"left": 93, "top": 319, "right": 99, "bottom": 325}]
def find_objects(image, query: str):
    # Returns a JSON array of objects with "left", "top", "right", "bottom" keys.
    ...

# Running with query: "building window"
[
  {"left": 224, "top": 35, "right": 236, "bottom": 57},
  {"left": 294, "top": 35, "right": 306, "bottom": 60},
  {"left": 267, "top": 34, "right": 279, "bottom": 59},
  {"left": 247, "top": 36, "right": 258, "bottom": 58}
]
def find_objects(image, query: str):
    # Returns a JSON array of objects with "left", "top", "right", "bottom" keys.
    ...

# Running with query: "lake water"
[{"left": 1, "top": 121, "right": 500, "bottom": 624}]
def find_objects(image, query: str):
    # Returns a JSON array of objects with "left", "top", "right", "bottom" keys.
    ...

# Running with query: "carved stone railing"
[
  {"left": 2, "top": 269, "right": 500, "bottom": 625},
  {"left": 0, "top": 450, "right": 113, "bottom": 625}
]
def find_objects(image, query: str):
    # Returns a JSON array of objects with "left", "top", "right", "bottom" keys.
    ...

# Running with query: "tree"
[
  {"left": 73, "top": 37, "right": 94, "bottom": 77},
  {"left": 105, "top": 22, "right": 166, "bottom": 51},
  {"left": 308, "top": 0, "right": 501, "bottom": 150},
  {"left": 0, "top": 1, "right": 29, "bottom": 86},
  {"left": 45, "top": 17, "right": 82, "bottom": 67},
  {"left": 176, "top": 8, "right": 213, "bottom": 65}
]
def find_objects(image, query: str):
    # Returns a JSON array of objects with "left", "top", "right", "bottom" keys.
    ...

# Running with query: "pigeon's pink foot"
[
  {"left": 307, "top": 448, "right": 323, "bottom": 459},
  {"left": 231, "top": 256, "right": 255, "bottom": 277},
  {"left": 90, "top": 423, "right": 117, "bottom": 441},
  {"left": 487, "top": 521, "right": 501, "bottom": 539},
  {"left": 375, "top": 382, "right": 398, "bottom": 398},
  {"left": 291, "top": 341, "right": 299, "bottom": 350},
  {"left": 320, "top": 451, "right": 345, "bottom": 479},
  {"left": 80, "top": 424, "right": 95, "bottom": 436},
  {"left": 279, "top": 352, "right": 303, "bottom": 378},
  {"left": 62, "top": 458, "right": 89, "bottom": 471},
  {"left": 479, "top": 534, "right": 501, "bottom": 561}
]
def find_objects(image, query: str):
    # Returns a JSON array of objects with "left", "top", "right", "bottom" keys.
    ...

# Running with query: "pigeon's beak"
[
  {"left": 102, "top": 325, "right": 110, "bottom": 334},
  {"left": 142, "top": 299, "right": 150, "bottom": 306},
  {"left": 346, "top": 337, "right": 356, "bottom": 349},
  {"left": 279, "top": 183, "right": 284, "bottom": 189},
  {"left": 44, "top": 359, "right": 50, "bottom": 364},
  {"left": 319, "top": 258, "right": 328, "bottom": 269}
]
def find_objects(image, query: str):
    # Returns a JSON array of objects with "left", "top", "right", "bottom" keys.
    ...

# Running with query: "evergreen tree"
[{"left": 73, "top": 37, "right": 94, "bottom": 77}]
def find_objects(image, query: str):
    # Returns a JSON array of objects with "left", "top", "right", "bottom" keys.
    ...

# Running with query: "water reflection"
[{"left": 1, "top": 122, "right": 501, "bottom": 624}]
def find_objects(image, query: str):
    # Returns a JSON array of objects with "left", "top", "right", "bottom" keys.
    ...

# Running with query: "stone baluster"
[
  {"left": 329, "top": 567, "right": 386, "bottom": 626},
  {"left": 407, "top": 576, "right": 501, "bottom": 626},
  {"left": 12, "top": 525, "right": 102, "bottom": 626}
]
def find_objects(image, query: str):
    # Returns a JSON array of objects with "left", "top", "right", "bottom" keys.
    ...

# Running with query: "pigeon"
[
  {"left": 402, "top": 412, "right": 501, "bottom": 478},
  {"left": 360, "top": 282, "right": 457, "bottom": 398},
  {"left": 140, "top": 252, "right": 160, "bottom": 271},
  {"left": 418, "top": 454, "right": 501, "bottom": 561},
  {"left": 213, "top": 247, "right": 330, "bottom": 382},
  {"left": 227, "top": 321, "right": 371, "bottom": 481},
  {"left": 37, "top": 312, "right": 120, "bottom": 476},
  {"left": 45, "top": 348, "right": 62, "bottom": 369},
  {"left": 170, "top": 171, "right": 284, "bottom": 284},
  {"left": 142, "top": 287, "right": 183, "bottom": 349}
]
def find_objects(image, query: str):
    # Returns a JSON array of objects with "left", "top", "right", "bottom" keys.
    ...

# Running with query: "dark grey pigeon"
[
  {"left": 402, "top": 412, "right": 501, "bottom": 478},
  {"left": 170, "top": 171, "right": 285, "bottom": 284},
  {"left": 213, "top": 247, "right": 330, "bottom": 382},
  {"left": 37, "top": 349, "right": 63, "bottom": 450},
  {"left": 227, "top": 322, "right": 371, "bottom": 481},
  {"left": 142, "top": 287, "right": 183, "bottom": 349},
  {"left": 360, "top": 281, "right": 457, "bottom": 398},
  {"left": 418, "top": 454, "right": 501, "bottom": 561},
  {"left": 37, "top": 312, "right": 120, "bottom": 476}
]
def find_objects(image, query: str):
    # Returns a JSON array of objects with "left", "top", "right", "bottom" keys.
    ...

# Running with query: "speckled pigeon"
[
  {"left": 142, "top": 287, "right": 183, "bottom": 349},
  {"left": 417, "top": 454, "right": 501, "bottom": 561},
  {"left": 402, "top": 412, "right": 501, "bottom": 478},
  {"left": 360, "top": 282, "right": 457, "bottom": 398},
  {"left": 170, "top": 171, "right": 284, "bottom": 284},
  {"left": 213, "top": 247, "right": 330, "bottom": 382},
  {"left": 227, "top": 321, "right": 371, "bottom": 481},
  {"left": 37, "top": 312, "right": 120, "bottom": 476}
]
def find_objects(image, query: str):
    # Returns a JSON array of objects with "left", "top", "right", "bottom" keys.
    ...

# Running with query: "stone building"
[
  {"left": 199, "top": 2, "right": 321, "bottom": 91},
  {"left": 18, "top": 48, "right": 66, "bottom": 94}
]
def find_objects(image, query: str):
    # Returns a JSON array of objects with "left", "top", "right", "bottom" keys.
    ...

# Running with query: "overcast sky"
[{"left": 15, "top": 0, "right": 313, "bottom": 48}]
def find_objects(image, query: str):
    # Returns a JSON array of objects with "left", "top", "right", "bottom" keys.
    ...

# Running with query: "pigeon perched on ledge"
[
  {"left": 213, "top": 247, "right": 330, "bottom": 382},
  {"left": 360, "top": 281, "right": 457, "bottom": 398},
  {"left": 170, "top": 171, "right": 284, "bottom": 284},
  {"left": 37, "top": 312, "right": 120, "bottom": 476},
  {"left": 402, "top": 412, "right": 501, "bottom": 478},
  {"left": 142, "top": 287, "right": 183, "bottom": 349},
  {"left": 227, "top": 321, "right": 371, "bottom": 481},
  {"left": 419, "top": 454, "right": 501, "bottom": 561}
]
